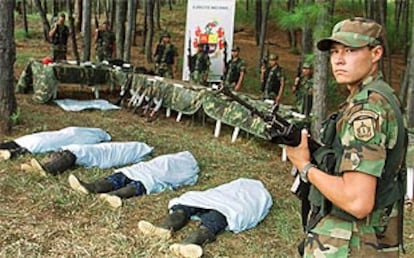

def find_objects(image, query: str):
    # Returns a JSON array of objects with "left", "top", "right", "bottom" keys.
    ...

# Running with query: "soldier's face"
[
  {"left": 330, "top": 43, "right": 383, "bottom": 87},
  {"left": 59, "top": 16, "right": 65, "bottom": 24}
]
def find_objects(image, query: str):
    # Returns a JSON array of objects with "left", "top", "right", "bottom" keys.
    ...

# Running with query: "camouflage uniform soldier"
[
  {"left": 292, "top": 62, "right": 313, "bottom": 116},
  {"left": 260, "top": 54, "right": 285, "bottom": 103},
  {"left": 48, "top": 13, "right": 69, "bottom": 62},
  {"left": 154, "top": 32, "right": 178, "bottom": 79},
  {"left": 286, "top": 17, "right": 407, "bottom": 257},
  {"left": 95, "top": 21, "right": 115, "bottom": 62},
  {"left": 190, "top": 44, "right": 211, "bottom": 86},
  {"left": 223, "top": 46, "right": 246, "bottom": 91}
]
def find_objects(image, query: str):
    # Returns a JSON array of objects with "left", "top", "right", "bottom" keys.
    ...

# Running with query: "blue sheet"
[
  {"left": 61, "top": 142, "right": 153, "bottom": 169},
  {"left": 14, "top": 127, "right": 111, "bottom": 153},
  {"left": 168, "top": 178, "right": 273, "bottom": 233},
  {"left": 117, "top": 151, "right": 199, "bottom": 194},
  {"left": 54, "top": 99, "right": 121, "bottom": 111}
]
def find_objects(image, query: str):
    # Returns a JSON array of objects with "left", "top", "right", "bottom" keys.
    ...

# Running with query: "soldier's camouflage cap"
[
  {"left": 302, "top": 62, "right": 312, "bottom": 68},
  {"left": 317, "top": 17, "right": 383, "bottom": 51},
  {"left": 161, "top": 31, "right": 171, "bottom": 38},
  {"left": 269, "top": 54, "right": 278, "bottom": 60},
  {"left": 232, "top": 46, "right": 240, "bottom": 51}
]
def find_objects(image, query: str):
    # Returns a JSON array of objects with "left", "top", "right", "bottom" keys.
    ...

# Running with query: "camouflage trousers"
[
  {"left": 303, "top": 213, "right": 400, "bottom": 258},
  {"left": 190, "top": 70, "right": 208, "bottom": 86},
  {"left": 155, "top": 63, "right": 173, "bottom": 79},
  {"left": 52, "top": 46, "right": 67, "bottom": 62},
  {"left": 96, "top": 48, "right": 112, "bottom": 62}
]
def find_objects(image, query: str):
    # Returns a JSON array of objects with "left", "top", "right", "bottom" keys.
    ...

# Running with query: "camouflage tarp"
[
  {"left": 53, "top": 64, "right": 110, "bottom": 85},
  {"left": 16, "top": 60, "right": 35, "bottom": 93},
  {"left": 157, "top": 78, "right": 206, "bottom": 115},
  {"left": 31, "top": 61, "right": 59, "bottom": 104},
  {"left": 202, "top": 90, "right": 268, "bottom": 139}
]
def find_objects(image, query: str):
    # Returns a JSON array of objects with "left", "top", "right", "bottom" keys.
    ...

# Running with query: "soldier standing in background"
[
  {"left": 94, "top": 21, "right": 115, "bottom": 62},
  {"left": 260, "top": 54, "right": 285, "bottom": 103},
  {"left": 48, "top": 13, "right": 69, "bottom": 62},
  {"left": 153, "top": 31, "right": 178, "bottom": 78},
  {"left": 292, "top": 62, "right": 313, "bottom": 116},
  {"left": 222, "top": 46, "right": 246, "bottom": 91},
  {"left": 190, "top": 44, "right": 211, "bottom": 86}
]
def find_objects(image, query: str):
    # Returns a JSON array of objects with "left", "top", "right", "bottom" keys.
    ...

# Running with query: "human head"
[
  {"left": 58, "top": 13, "right": 66, "bottom": 24},
  {"left": 268, "top": 53, "right": 278, "bottom": 66},
  {"left": 161, "top": 31, "right": 171, "bottom": 43},
  {"left": 317, "top": 17, "right": 384, "bottom": 86},
  {"left": 302, "top": 62, "right": 313, "bottom": 76},
  {"left": 103, "top": 21, "right": 110, "bottom": 30},
  {"left": 231, "top": 46, "right": 240, "bottom": 58}
]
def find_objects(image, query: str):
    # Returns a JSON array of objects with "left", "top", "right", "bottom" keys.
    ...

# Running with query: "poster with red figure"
[{"left": 182, "top": 0, "right": 236, "bottom": 83}]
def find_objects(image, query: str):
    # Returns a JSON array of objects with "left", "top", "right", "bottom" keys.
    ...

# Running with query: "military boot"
[
  {"left": 138, "top": 209, "right": 188, "bottom": 240},
  {"left": 0, "top": 147, "right": 28, "bottom": 160},
  {"left": 169, "top": 226, "right": 216, "bottom": 258},
  {"left": 68, "top": 174, "right": 114, "bottom": 195},
  {"left": 31, "top": 150, "right": 76, "bottom": 176},
  {"left": 99, "top": 185, "right": 137, "bottom": 209}
]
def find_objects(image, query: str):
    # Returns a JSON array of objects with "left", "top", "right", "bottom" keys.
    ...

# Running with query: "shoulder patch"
[{"left": 349, "top": 110, "right": 379, "bottom": 142}]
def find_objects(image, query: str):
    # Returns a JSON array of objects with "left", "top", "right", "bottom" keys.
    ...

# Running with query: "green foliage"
[
  {"left": 234, "top": 1, "right": 255, "bottom": 26},
  {"left": 11, "top": 108, "right": 21, "bottom": 125},
  {"left": 276, "top": 3, "right": 324, "bottom": 30}
]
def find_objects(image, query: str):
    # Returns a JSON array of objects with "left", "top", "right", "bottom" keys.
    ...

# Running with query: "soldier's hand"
[{"left": 286, "top": 129, "right": 311, "bottom": 172}]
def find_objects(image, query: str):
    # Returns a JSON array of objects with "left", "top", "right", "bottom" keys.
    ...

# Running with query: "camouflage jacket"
[
  {"left": 96, "top": 30, "right": 115, "bottom": 53},
  {"left": 51, "top": 24, "right": 69, "bottom": 48},
  {"left": 305, "top": 74, "right": 406, "bottom": 257},
  {"left": 154, "top": 43, "right": 178, "bottom": 65},
  {"left": 223, "top": 57, "right": 246, "bottom": 85},
  {"left": 190, "top": 52, "right": 210, "bottom": 73},
  {"left": 261, "top": 65, "right": 284, "bottom": 94}
]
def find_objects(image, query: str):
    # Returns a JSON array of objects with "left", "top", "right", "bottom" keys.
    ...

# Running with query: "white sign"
[{"left": 182, "top": 0, "right": 236, "bottom": 83}]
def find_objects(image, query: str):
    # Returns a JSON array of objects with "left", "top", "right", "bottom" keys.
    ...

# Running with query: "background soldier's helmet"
[
  {"left": 268, "top": 54, "right": 278, "bottom": 60},
  {"left": 302, "top": 62, "right": 313, "bottom": 69},
  {"left": 161, "top": 31, "right": 171, "bottom": 38}
]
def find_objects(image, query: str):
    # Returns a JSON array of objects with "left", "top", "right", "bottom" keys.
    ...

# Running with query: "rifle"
[
  {"left": 187, "top": 31, "right": 193, "bottom": 74},
  {"left": 115, "top": 73, "right": 133, "bottom": 106},
  {"left": 222, "top": 40, "right": 228, "bottom": 80},
  {"left": 294, "top": 61, "right": 302, "bottom": 90},
  {"left": 220, "top": 86, "right": 320, "bottom": 230},
  {"left": 261, "top": 47, "right": 269, "bottom": 68}
]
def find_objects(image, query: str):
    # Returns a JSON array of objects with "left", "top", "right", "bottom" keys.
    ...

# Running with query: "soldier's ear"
[{"left": 370, "top": 45, "right": 383, "bottom": 63}]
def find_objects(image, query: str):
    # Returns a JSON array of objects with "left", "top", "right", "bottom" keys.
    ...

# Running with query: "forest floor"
[{"left": 2, "top": 3, "right": 413, "bottom": 258}]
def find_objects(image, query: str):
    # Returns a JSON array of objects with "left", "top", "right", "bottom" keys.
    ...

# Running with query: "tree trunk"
[
  {"left": 67, "top": 0, "right": 80, "bottom": 64},
  {"left": 23, "top": 0, "right": 29, "bottom": 36},
  {"left": 257, "top": 0, "right": 270, "bottom": 70},
  {"left": 132, "top": 1, "right": 139, "bottom": 46},
  {"left": 124, "top": 0, "right": 137, "bottom": 62},
  {"left": 0, "top": 0, "right": 17, "bottom": 134},
  {"left": 74, "top": 0, "right": 82, "bottom": 32},
  {"left": 302, "top": 0, "right": 314, "bottom": 55},
  {"left": 42, "top": 0, "right": 47, "bottom": 13},
  {"left": 403, "top": 0, "right": 410, "bottom": 62},
  {"left": 33, "top": 0, "right": 51, "bottom": 42},
  {"left": 145, "top": 0, "right": 155, "bottom": 63},
  {"left": 142, "top": 0, "right": 148, "bottom": 53},
  {"left": 377, "top": 1, "right": 391, "bottom": 83},
  {"left": 255, "top": 0, "right": 262, "bottom": 46},
  {"left": 287, "top": 0, "right": 297, "bottom": 50},
  {"left": 82, "top": 0, "right": 91, "bottom": 61},
  {"left": 115, "top": 0, "right": 127, "bottom": 59},
  {"left": 109, "top": 0, "right": 116, "bottom": 30},
  {"left": 312, "top": 0, "right": 330, "bottom": 138},
  {"left": 52, "top": 0, "right": 58, "bottom": 16},
  {"left": 155, "top": 0, "right": 161, "bottom": 30},
  {"left": 406, "top": 15, "right": 414, "bottom": 127}
]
